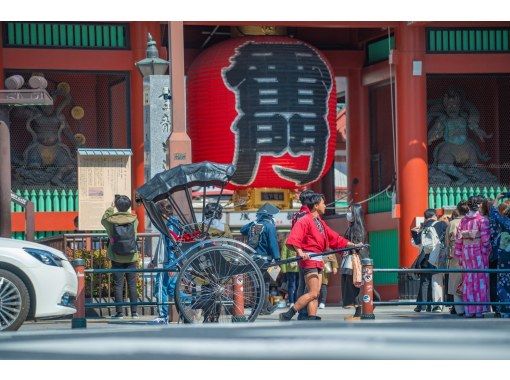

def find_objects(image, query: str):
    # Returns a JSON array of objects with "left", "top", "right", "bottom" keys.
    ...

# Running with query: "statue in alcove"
[
  {"left": 427, "top": 89, "right": 498, "bottom": 185},
  {"left": 14, "top": 83, "right": 80, "bottom": 187}
]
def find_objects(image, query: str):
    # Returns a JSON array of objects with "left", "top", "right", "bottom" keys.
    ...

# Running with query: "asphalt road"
[{"left": 1, "top": 307, "right": 509, "bottom": 359}]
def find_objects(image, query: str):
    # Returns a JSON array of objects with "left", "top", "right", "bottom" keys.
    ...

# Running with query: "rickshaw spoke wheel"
[{"left": 175, "top": 245, "right": 266, "bottom": 324}]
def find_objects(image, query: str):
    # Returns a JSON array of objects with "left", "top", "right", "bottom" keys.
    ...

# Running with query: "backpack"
[
  {"left": 247, "top": 222, "right": 264, "bottom": 249},
  {"left": 110, "top": 222, "right": 138, "bottom": 255},
  {"left": 420, "top": 221, "right": 441, "bottom": 255}
]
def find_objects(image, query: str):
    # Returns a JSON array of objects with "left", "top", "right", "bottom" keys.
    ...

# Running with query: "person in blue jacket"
[
  {"left": 240, "top": 203, "right": 281, "bottom": 260},
  {"left": 149, "top": 199, "right": 183, "bottom": 324},
  {"left": 241, "top": 203, "right": 281, "bottom": 314},
  {"left": 489, "top": 193, "right": 510, "bottom": 318}
]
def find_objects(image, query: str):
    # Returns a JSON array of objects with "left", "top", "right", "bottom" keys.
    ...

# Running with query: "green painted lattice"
[
  {"left": 368, "top": 229, "right": 399, "bottom": 285},
  {"left": 368, "top": 185, "right": 509, "bottom": 214},
  {"left": 368, "top": 192, "right": 393, "bottom": 214},
  {"left": 428, "top": 185, "right": 508, "bottom": 209},
  {"left": 10, "top": 188, "right": 78, "bottom": 240},
  {"left": 366, "top": 35, "right": 395, "bottom": 65},
  {"left": 4, "top": 22, "right": 128, "bottom": 49},
  {"left": 427, "top": 28, "right": 510, "bottom": 53}
]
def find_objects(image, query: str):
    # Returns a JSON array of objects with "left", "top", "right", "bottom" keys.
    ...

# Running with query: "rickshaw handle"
[{"left": 262, "top": 245, "right": 370, "bottom": 268}]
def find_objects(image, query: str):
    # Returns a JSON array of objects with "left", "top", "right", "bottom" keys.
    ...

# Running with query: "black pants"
[
  {"left": 416, "top": 273, "right": 433, "bottom": 308},
  {"left": 341, "top": 273, "right": 359, "bottom": 306},
  {"left": 112, "top": 261, "right": 138, "bottom": 314}
]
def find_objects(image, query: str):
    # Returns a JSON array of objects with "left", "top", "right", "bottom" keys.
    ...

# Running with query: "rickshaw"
[{"left": 137, "top": 161, "right": 362, "bottom": 324}]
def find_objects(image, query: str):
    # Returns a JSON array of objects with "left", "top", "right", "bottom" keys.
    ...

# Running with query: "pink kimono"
[{"left": 454, "top": 211, "right": 491, "bottom": 317}]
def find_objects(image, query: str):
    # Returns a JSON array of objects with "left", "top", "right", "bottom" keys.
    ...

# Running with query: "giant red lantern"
[{"left": 187, "top": 36, "right": 336, "bottom": 189}]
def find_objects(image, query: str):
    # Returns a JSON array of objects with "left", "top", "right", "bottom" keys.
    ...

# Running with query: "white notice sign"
[{"left": 77, "top": 149, "right": 132, "bottom": 231}]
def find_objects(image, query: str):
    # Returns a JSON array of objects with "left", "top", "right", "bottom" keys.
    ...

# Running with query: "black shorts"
[{"left": 303, "top": 267, "right": 323, "bottom": 276}]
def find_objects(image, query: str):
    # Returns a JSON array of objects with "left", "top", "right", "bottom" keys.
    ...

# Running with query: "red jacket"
[
  {"left": 291, "top": 205, "right": 311, "bottom": 228},
  {"left": 286, "top": 213, "right": 349, "bottom": 269}
]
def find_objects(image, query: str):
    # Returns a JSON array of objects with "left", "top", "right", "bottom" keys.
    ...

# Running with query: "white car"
[{"left": 0, "top": 237, "right": 78, "bottom": 331}]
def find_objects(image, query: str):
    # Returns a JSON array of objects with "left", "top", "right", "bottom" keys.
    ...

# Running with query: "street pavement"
[{"left": 1, "top": 306, "right": 509, "bottom": 359}]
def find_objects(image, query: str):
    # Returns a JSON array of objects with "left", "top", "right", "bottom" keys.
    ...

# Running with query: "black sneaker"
[
  {"left": 426, "top": 306, "right": 432, "bottom": 312},
  {"left": 112, "top": 312, "right": 124, "bottom": 319},
  {"left": 307, "top": 316, "right": 321, "bottom": 321},
  {"left": 297, "top": 313, "right": 309, "bottom": 320},
  {"left": 265, "top": 304, "right": 279, "bottom": 315},
  {"left": 432, "top": 306, "right": 443, "bottom": 313},
  {"left": 279, "top": 307, "right": 297, "bottom": 321},
  {"left": 414, "top": 307, "right": 422, "bottom": 312}
]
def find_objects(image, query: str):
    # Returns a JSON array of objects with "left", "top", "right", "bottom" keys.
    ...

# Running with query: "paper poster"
[{"left": 77, "top": 150, "right": 132, "bottom": 231}]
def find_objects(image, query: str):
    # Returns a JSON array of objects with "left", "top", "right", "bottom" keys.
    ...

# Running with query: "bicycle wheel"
[{"left": 175, "top": 244, "right": 266, "bottom": 323}]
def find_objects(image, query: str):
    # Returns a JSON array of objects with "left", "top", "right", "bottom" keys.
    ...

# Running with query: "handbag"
[{"left": 456, "top": 281, "right": 463, "bottom": 296}]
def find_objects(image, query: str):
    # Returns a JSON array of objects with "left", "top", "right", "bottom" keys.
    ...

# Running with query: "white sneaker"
[
  {"left": 150, "top": 317, "right": 168, "bottom": 325},
  {"left": 318, "top": 303, "right": 325, "bottom": 309}
]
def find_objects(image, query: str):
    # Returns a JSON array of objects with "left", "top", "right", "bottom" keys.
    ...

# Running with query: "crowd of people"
[
  {"left": 98, "top": 189, "right": 510, "bottom": 323},
  {"left": 98, "top": 190, "right": 369, "bottom": 323},
  {"left": 411, "top": 193, "right": 510, "bottom": 318}
]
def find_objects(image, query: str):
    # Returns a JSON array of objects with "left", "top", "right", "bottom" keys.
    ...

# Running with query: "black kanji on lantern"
[{"left": 223, "top": 41, "right": 333, "bottom": 186}]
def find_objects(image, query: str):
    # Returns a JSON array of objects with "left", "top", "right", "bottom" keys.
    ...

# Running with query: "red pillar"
[
  {"left": 395, "top": 23, "right": 428, "bottom": 268},
  {"left": 346, "top": 69, "right": 371, "bottom": 206},
  {"left": 130, "top": 22, "right": 161, "bottom": 232}
]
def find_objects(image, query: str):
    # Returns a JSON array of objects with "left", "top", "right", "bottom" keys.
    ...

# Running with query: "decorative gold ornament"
[
  {"left": 71, "top": 106, "right": 85, "bottom": 120},
  {"left": 74, "top": 133, "right": 86, "bottom": 146},
  {"left": 233, "top": 188, "right": 293, "bottom": 210},
  {"left": 57, "top": 82, "right": 70, "bottom": 95},
  {"left": 231, "top": 26, "right": 287, "bottom": 37}
]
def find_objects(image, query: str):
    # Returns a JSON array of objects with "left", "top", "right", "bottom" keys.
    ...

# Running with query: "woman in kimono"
[
  {"left": 445, "top": 202, "right": 468, "bottom": 316},
  {"left": 279, "top": 193, "right": 362, "bottom": 321},
  {"left": 489, "top": 194, "right": 510, "bottom": 318},
  {"left": 454, "top": 196, "right": 491, "bottom": 318}
]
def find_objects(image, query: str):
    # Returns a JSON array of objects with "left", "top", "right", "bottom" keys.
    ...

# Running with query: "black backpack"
[{"left": 110, "top": 222, "right": 138, "bottom": 255}]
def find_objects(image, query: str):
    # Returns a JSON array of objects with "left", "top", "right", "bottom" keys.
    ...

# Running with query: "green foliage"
[{"left": 66, "top": 248, "right": 143, "bottom": 299}]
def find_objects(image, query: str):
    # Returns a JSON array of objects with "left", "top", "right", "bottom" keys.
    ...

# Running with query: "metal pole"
[
  {"left": 0, "top": 120, "right": 11, "bottom": 238},
  {"left": 72, "top": 259, "right": 87, "bottom": 328},
  {"left": 25, "top": 201, "right": 35, "bottom": 241},
  {"left": 361, "top": 258, "right": 375, "bottom": 320}
]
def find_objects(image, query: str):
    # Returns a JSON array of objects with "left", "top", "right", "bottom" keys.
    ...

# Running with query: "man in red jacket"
[{"left": 280, "top": 193, "right": 362, "bottom": 321}]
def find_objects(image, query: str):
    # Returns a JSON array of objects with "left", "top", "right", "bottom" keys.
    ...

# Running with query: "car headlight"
[{"left": 23, "top": 247, "right": 64, "bottom": 267}]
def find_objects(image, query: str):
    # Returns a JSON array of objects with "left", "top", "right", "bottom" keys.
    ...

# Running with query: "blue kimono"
[
  {"left": 240, "top": 215, "right": 280, "bottom": 260},
  {"left": 489, "top": 206, "right": 510, "bottom": 316}
]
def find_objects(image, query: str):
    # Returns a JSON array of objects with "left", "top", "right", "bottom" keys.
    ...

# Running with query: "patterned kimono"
[
  {"left": 454, "top": 211, "right": 491, "bottom": 317},
  {"left": 489, "top": 206, "right": 510, "bottom": 316}
]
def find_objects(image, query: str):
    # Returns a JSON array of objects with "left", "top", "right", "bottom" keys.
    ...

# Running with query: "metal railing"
[
  {"left": 359, "top": 260, "right": 510, "bottom": 320},
  {"left": 40, "top": 232, "right": 163, "bottom": 317}
]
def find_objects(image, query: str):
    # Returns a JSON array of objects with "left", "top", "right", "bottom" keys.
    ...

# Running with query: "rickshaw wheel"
[{"left": 175, "top": 245, "right": 266, "bottom": 324}]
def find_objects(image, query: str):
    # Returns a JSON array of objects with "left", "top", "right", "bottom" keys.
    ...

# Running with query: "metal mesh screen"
[
  {"left": 6, "top": 69, "right": 130, "bottom": 192},
  {"left": 369, "top": 82, "right": 396, "bottom": 193},
  {"left": 427, "top": 74, "right": 510, "bottom": 187}
]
